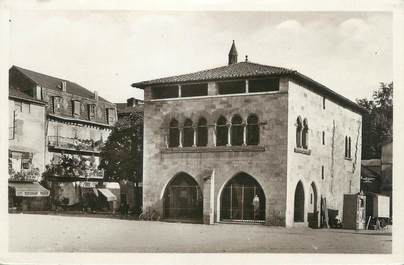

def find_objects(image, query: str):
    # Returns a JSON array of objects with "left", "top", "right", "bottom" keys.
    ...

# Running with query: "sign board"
[{"left": 16, "top": 190, "right": 49, "bottom": 197}]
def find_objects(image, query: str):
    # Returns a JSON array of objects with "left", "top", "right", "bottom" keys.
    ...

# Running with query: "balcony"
[
  {"left": 9, "top": 168, "right": 40, "bottom": 182},
  {"left": 48, "top": 136, "right": 104, "bottom": 154}
]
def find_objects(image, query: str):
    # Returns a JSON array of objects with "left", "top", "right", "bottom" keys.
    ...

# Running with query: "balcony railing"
[
  {"left": 48, "top": 136, "right": 104, "bottom": 154},
  {"left": 9, "top": 168, "right": 40, "bottom": 182}
]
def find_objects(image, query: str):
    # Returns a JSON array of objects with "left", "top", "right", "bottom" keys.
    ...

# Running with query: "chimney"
[
  {"left": 61, "top": 81, "right": 67, "bottom": 92},
  {"left": 94, "top": 90, "right": 98, "bottom": 101},
  {"left": 228, "top": 40, "right": 238, "bottom": 65},
  {"left": 127, "top": 97, "right": 138, "bottom": 107}
]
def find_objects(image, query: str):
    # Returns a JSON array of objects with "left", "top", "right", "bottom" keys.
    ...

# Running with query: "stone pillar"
[
  {"left": 144, "top": 86, "right": 152, "bottom": 100},
  {"left": 192, "top": 126, "right": 197, "bottom": 147},
  {"left": 279, "top": 78, "right": 289, "bottom": 92},
  {"left": 208, "top": 82, "right": 217, "bottom": 96},
  {"left": 242, "top": 123, "right": 247, "bottom": 146},
  {"left": 226, "top": 123, "right": 231, "bottom": 147},
  {"left": 245, "top": 79, "right": 249, "bottom": 93},
  {"left": 179, "top": 128, "right": 183, "bottom": 148},
  {"left": 178, "top": 85, "right": 182, "bottom": 98},
  {"left": 203, "top": 170, "right": 215, "bottom": 224},
  {"left": 210, "top": 126, "right": 217, "bottom": 146}
]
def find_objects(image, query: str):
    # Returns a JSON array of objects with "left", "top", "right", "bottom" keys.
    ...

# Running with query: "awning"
[
  {"left": 97, "top": 188, "right": 117, "bottom": 201},
  {"left": 9, "top": 182, "right": 50, "bottom": 197}
]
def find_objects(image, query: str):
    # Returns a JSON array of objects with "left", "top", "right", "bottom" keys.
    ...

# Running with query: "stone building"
[
  {"left": 9, "top": 66, "right": 117, "bottom": 209},
  {"left": 131, "top": 41, "right": 363, "bottom": 227},
  {"left": 8, "top": 86, "right": 50, "bottom": 210}
]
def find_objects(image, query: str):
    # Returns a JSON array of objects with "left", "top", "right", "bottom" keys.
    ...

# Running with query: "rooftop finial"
[
  {"left": 228, "top": 40, "right": 238, "bottom": 65},
  {"left": 245, "top": 55, "right": 248, "bottom": 62}
]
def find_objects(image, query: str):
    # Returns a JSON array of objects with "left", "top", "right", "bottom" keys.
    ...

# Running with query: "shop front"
[{"left": 8, "top": 182, "right": 50, "bottom": 211}]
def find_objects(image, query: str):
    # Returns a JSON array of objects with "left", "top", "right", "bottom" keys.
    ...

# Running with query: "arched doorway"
[
  {"left": 294, "top": 181, "right": 305, "bottom": 222},
  {"left": 163, "top": 173, "right": 203, "bottom": 221},
  {"left": 220, "top": 172, "right": 265, "bottom": 222},
  {"left": 308, "top": 182, "right": 318, "bottom": 228}
]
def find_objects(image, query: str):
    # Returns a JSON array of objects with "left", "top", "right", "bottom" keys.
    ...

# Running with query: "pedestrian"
[{"left": 253, "top": 194, "right": 260, "bottom": 220}]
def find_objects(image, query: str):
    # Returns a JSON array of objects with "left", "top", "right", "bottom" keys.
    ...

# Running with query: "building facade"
[
  {"left": 8, "top": 87, "right": 50, "bottom": 211},
  {"left": 9, "top": 66, "right": 117, "bottom": 209},
  {"left": 132, "top": 42, "right": 363, "bottom": 227}
]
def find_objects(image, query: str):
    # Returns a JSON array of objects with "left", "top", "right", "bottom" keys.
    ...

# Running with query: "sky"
[{"left": 9, "top": 11, "right": 392, "bottom": 103}]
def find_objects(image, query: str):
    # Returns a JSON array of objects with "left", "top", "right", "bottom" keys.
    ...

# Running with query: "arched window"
[
  {"left": 302, "top": 118, "right": 309, "bottom": 149},
  {"left": 247, "top": 114, "right": 259, "bottom": 145},
  {"left": 197, "top": 117, "right": 208, "bottom": 147},
  {"left": 231, "top": 115, "right": 243, "bottom": 146},
  {"left": 168, "top": 119, "right": 180, "bottom": 147},
  {"left": 216, "top": 116, "right": 228, "bottom": 146},
  {"left": 183, "top": 119, "right": 194, "bottom": 147},
  {"left": 296, "top": 117, "right": 302, "bottom": 148}
]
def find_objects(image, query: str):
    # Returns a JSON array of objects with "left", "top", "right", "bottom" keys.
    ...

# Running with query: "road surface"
[{"left": 8, "top": 213, "right": 391, "bottom": 253}]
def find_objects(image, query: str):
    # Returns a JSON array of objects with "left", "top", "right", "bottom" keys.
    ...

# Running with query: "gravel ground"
[{"left": 8, "top": 213, "right": 392, "bottom": 253}]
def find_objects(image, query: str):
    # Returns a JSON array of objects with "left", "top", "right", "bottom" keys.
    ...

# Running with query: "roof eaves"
[{"left": 9, "top": 94, "right": 47, "bottom": 105}]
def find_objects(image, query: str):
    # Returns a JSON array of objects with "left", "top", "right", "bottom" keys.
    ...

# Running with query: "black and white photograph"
[{"left": 1, "top": 1, "right": 403, "bottom": 264}]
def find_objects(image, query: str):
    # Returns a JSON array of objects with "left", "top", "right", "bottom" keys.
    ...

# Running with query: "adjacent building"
[
  {"left": 132, "top": 41, "right": 364, "bottom": 227},
  {"left": 9, "top": 66, "right": 117, "bottom": 210},
  {"left": 8, "top": 86, "right": 49, "bottom": 211}
]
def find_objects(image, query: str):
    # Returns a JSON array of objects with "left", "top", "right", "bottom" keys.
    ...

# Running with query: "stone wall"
[
  {"left": 143, "top": 91, "right": 289, "bottom": 225},
  {"left": 286, "top": 79, "right": 362, "bottom": 227}
]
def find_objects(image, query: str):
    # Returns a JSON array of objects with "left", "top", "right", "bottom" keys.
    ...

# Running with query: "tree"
[
  {"left": 357, "top": 82, "right": 393, "bottom": 159},
  {"left": 99, "top": 109, "right": 143, "bottom": 184}
]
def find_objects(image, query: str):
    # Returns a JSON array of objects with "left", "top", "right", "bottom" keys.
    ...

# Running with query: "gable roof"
[
  {"left": 131, "top": 61, "right": 294, "bottom": 88},
  {"left": 9, "top": 87, "right": 46, "bottom": 105},
  {"left": 12, "top": 66, "right": 111, "bottom": 103},
  {"left": 131, "top": 60, "right": 365, "bottom": 114}
]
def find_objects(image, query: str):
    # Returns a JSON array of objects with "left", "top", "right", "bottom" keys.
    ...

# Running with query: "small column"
[
  {"left": 178, "top": 85, "right": 182, "bottom": 98},
  {"left": 179, "top": 128, "right": 183, "bottom": 148},
  {"left": 212, "top": 126, "right": 217, "bottom": 146},
  {"left": 245, "top": 79, "right": 249, "bottom": 93},
  {"left": 226, "top": 123, "right": 232, "bottom": 147},
  {"left": 192, "top": 126, "right": 197, "bottom": 147},
  {"left": 242, "top": 123, "right": 247, "bottom": 146}
]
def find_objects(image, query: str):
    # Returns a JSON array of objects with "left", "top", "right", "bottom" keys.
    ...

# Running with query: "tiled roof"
[
  {"left": 131, "top": 60, "right": 365, "bottom": 114},
  {"left": 131, "top": 61, "right": 294, "bottom": 87},
  {"left": 115, "top": 103, "right": 144, "bottom": 115},
  {"left": 12, "top": 66, "right": 110, "bottom": 103},
  {"left": 9, "top": 87, "right": 46, "bottom": 105}
]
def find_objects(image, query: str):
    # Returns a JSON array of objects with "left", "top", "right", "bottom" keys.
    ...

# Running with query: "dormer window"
[
  {"left": 88, "top": 104, "right": 96, "bottom": 121},
  {"left": 106, "top": 108, "right": 116, "bottom": 125},
  {"left": 52, "top": 96, "right": 62, "bottom": 113},
  {"left": 72, "top": 100, "right": 81, "bottom": 117}
]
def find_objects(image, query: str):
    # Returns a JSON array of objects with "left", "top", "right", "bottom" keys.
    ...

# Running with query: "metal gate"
[
  {"left": 164, "top": 185, "right": 202, "bottom": 219},
  {"left": 221, "top": 184, "right": 265, "bottom": 222}
]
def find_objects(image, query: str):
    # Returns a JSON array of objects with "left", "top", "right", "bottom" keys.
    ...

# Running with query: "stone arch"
[
  {"left": 219, "top": 172, "right": 266, "bottom": 222},
  {"left": 296, "top": 116, "right": 303, "bottom": 148},
  {"left": 182, "top": 118, "right": 194, "bottom": 147},
  {"left": 246, "top": 114, "right": 259, "bottom": 145},
  {"left": 230, "top": 114, "right": 243, "bottom": 146},
  {"left": 162, "top": 172, "right": 203, "bottom": 221},
  {"left": 294, "top": 180, "right": 305, "bottom": 222}
]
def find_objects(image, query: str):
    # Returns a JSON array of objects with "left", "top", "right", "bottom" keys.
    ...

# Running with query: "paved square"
[{"left": 9, "top": 214, "right": 391, "bottom": 253}]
